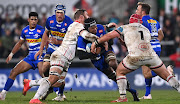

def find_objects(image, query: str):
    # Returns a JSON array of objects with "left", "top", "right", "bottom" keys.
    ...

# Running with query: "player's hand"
[
  {"left": 107, "top": 23, "right": 117, "bottom": 28},
  {"left": 34, "top": 50, "right": 43, "bottom": 60},
  {"left": 91, "top": 42, "right": 96, "bottom": 54},
  {"left": 6, "top": 55, "right": 13, "bottom": 64}
]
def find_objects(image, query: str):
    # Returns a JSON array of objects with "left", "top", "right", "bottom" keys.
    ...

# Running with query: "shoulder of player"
[
  {"left": 46, "top": 15, "right": 56, "bottom": 22},
  {"left": 21, "top": 26, "right": 29, "bottom": 33}
]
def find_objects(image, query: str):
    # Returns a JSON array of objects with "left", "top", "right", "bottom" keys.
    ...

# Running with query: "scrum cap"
[
  {"left": 55, "top": 3, "right": 66, "bottom": 14},
  {"left": 129, "top": 14, "right": 143, "bottom": 24},
  {"left": 84, "top": 18, "right": 97, "bottom": 30}
]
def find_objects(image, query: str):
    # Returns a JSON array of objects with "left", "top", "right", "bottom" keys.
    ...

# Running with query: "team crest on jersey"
[
  {"left": 61, "top": 28, "right": 66, "bottom": 32},
  {"left": 24, "top": 29, "right": 28, "bottom": 33},
  {"left": 138, "top": 43, "right": 149, "bottom": 52},
  {"left": 34, "top": 34, "right": 39, "bottom": 38},
  {"left": 64, "top": 23, "right": 67, "bottom": 26},
  {"left": 50, "top": 20, "right": 54, "bottom": 24},
  {"left": 37, "top": 29, "right": 41, "bottom": 33},
  {"left": 99, "top": 30, "right": 103, "bottom": 33}
]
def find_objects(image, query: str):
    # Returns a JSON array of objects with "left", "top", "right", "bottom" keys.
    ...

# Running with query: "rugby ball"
[{"left": 86, "top": 43, "right": 92, "bottom": 53}]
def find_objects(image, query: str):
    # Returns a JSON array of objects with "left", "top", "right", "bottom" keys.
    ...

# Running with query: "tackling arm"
[{"left": 80, "top": 30, "right": 99, "bottom": 42}]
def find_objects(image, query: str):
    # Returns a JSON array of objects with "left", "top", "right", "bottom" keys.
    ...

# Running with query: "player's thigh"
[
  {"left": 116, "top": 62, "right": 134, "bottom": 76},
  {"left": 151, "top": 64, "right": 170, "bottom": 80},
  {"left": 9, "top": 61, "right": 32, "bottom": 78},
  {"left": 37, "top": 61, "right": 44, "bottom": 77},
  {"left": 42, "top": 61, "right": 50, "bottom": 73},
  {"left": 142, "top": 66, "right": 152, "bottom": 78}
]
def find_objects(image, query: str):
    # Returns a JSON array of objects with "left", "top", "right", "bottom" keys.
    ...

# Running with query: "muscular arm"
[
  {"left": 11, "top": 39, "right": 25, "bottom": 54},
  {"left": 6, "top": 39, "right": 25, "bottom": 63},
  {"left": 77, "top": 50, "right": 97, "bottom": 60},
  {"left": 158, "top": 29, "right": 164, "bottom": 42},
  {"left": 97, "top": 30, "right": 120, "bottom": 44},
  {"left": 40, "top": 29, "right": 50, "bottom": 51},
  {"left": 80, "top": 30, "right": 99, "bottom": 42}
]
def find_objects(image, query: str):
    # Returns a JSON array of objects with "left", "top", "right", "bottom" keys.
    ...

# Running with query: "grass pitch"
[{"left": 0, "top": 90, "right": 180, "bottom": 104}]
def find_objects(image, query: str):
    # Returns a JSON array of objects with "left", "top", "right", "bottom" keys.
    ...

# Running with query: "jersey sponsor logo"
[
  {"left": 24, "top": 29, "right": 28, "bottom": 33},
  {"left": 64, "top": 23, "right": 67, "bottom": 26},
  {"left": 147, "top": 19, "right": 157, "bottom": 23},
  {"left": 138, "top": 43, "right": 149, "bottom": 52},
  {"left": 51, "top": 31, "right": 65, "bottom": 37},
  {"left": 50, "top": 20, "right": 54, "bottom": 24},
  {"left": 99, "top": 30, "right": 103, "bottom": 33},
  {"left": 27, "top": 38, "right": 41, "bottom": 43},
  {"left": 37, "top": 29, "right": 41, "bottom": 33}
]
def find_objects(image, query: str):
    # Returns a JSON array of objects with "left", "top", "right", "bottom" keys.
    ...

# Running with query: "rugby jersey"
[
  {"left": 142, "top": 15, "right": 161, "bottom": 52},
  {"left": 20, "top": 25, "right": 45, "bottom": 54},
  {"left": 45, "top": 15, "right": 73, "bottom": 49}
]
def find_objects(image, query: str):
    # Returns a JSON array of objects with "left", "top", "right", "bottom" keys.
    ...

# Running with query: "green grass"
[{"left": 0, "top": 90, "right": 180, "bottom": 104}]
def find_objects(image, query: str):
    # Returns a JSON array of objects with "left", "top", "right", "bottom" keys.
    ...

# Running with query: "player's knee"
[{"left": 143, "top": 73, "right": 152, "bottom": 79}]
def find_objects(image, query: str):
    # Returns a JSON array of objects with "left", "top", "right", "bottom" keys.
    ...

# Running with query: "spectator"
[
  {"left": 1, "top": 28, "right": 14, "bottom": 57},
  {"left": 158, "top": 9, "right": 168, "bottom": 28},
  {"left": 169, "top": 47, "right": 180, "bottom": 67},
  {"left": 0, "top": 39, "right": 5, "bottom": 58}
]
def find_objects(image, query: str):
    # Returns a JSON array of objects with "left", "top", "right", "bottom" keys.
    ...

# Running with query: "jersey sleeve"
[
  {"left": 77, "top": 36, "right": 87, "bottom": 52},
  {"left": 116, "top": 26, "right": 123, "bottom": 33}
]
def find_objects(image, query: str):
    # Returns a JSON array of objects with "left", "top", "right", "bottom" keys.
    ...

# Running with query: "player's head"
[
  {"left": 84, "top": 18, "right": 97, "bottom": 34},
  {"left": 55, "top": 3, "right": 66, "bottom": 22},
  {"left": 28, "top": 12, "right": 38, "bottom": 29},
  {"left": 136, "top": 2, "right": 151, "bottom": 16},
  {"left": 129, "top": 14, "right": 143, "bottom": 24},
  {"left": 74, "top": 9, "right": 89, "bottom": 24}
]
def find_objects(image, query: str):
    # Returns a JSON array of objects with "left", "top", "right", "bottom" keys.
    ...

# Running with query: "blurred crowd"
[{"left": 0, "top": 9, "right": 179, "bottom": 66}]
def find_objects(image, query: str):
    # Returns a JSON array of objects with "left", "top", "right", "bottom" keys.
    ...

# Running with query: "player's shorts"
[
  {"left": 122, "top": 55, "right": 163, "bottom": 70},
  {"left": 91, "top": 53, "right": 109, "bottom": 72},
  {"left": 50, "top": 50, "right": 70, "bottom": 72},
  {"left": 44, "top": 44, "right": 60, "bottom": 62},
  {"left": 23, "top": 53, "right": 45, "bottom": 70}
]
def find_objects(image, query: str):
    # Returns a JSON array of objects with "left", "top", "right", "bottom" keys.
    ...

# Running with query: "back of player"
[{"left": 121, "top": 23, "right": 155, "bottom": 56}]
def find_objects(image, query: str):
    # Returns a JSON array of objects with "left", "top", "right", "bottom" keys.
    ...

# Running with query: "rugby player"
[
  {"left": 77, "top": 18, "right": 139, "bottom": 101},
  {"left": 135, "top": 2, "right": 174, "bottom": 99},
  {"left": 91, "top": 19, "right": 180, "bottom": 102},
  {"left": 23, "top": 3, "right": 73, "bottom": 101},
  {"left": 0, "top": 12, "right": 45, "bottom": 100}
]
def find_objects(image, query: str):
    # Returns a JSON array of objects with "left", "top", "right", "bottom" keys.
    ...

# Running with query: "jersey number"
[{"left": 138, "top": 31, "right": 144, "bottom": 40}]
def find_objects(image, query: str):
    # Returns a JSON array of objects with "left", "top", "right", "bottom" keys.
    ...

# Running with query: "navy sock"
[
  {"left": 128, "top": 88, "right": 136, "bottom": 93},
  {"left": 151, "top": 70, "right": 157, "bottom": 77},
  {"left": 4, "top": 78, "right": 14, "bottom": 91},
  {"left": 145, "top": 78, "right": 152, "bottom": 96},
  {"left": 58, "top": 86, "right": 64, "bottom": 95},
  {"left": 53, "top": 87, "right": 58, "bottom": 93}
]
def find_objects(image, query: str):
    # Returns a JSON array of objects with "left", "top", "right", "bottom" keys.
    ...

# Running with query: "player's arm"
[
  {"left": 80, "top": 29, "right": 99, "bottom": 42},
  {"left": 35, "top": 29, "right": 50, "bottom": 60},
  {"left": 91, "top": 30, "right": 120, "bottom": 54},
  {"left": 157, "top": 29, "right": 164, "bottom": 42},
  {"left": 6, "top": 39, "right": 25, "bottom": 63},
  {"left": 103, "top": 23, "right": 117, "bottom": 31},
  {"left": 77, "top": 50, "right": 98, "bottom": 60}
]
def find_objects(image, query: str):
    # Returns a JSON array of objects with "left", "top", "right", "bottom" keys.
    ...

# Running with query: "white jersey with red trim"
[
  {"left": 117, "top": 23, "right": 156, "bottom": 57},
  {"left": 56, "top": 21, "right": 84, "bottom": 61}
]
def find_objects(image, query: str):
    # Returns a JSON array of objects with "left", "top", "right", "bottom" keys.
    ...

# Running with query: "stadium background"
[{"left": 0, "top": 0, "right": 179, "bottom": 91}]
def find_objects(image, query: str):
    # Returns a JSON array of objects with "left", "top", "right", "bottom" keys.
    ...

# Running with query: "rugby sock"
[
  {"left": 4, "top": 78, "right": 14, "bottom": 91},
  {"left": 116, "top": 76, "right": 127, "bottom": 98},
  {"left": 167, "top": 75, "right": 180, "bottom": 93},
  {"left": 33, "top": 79, "right": 51, "bottom": 99},
  {"left": 58, "top": 84, "right": 65, "bottom": 95},
  {"left": 29, "top": 77, "right": 48, "bottom": 87},
  {"left": 145, "top": 78, "right": 152, "bottom": 96},
  {"left": 151, "top": 70, "right": 157, "bottom": 77},
  {"left": 53, "top": 87, "right": 58, "bottom": 93}
]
